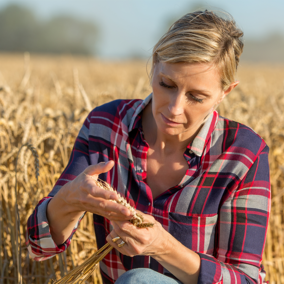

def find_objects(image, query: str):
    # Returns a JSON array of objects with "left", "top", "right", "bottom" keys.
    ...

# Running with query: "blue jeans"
[{"left": 115, "top": 268, "right": 183, "bottom": 284}]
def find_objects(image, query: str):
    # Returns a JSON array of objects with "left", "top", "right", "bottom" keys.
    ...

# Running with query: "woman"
[{"left": 26, "top": 10, "right": 270, "bottom": 284}]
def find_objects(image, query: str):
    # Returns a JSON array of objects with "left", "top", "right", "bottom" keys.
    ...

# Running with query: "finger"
[
  {"left": 84, "top": 179, "right": 118, "bottom": 200},
  {"left": 111, "top": 220, "right": 136, "bottom": 239},
  {"left": 103, "top": 209, "right": 135, "bottom": 221},
  {"left": 135, "top": 210, "right": 156, "bottom": 223},
  {"left": 103, "top": 211, "right": 133, "bottom": 221},
  {"left": 83, "top": 161, "right": 114, "bottom": 176},
  {"left": 106, "top": 230, "right": 125, "bottom": 249},
  {"left": 82, "top": 196, "right": 134, "bottom": 219},
  {"left": 106, "top": 230, "right": 121, "bottom": 245},
  {"left": 107, "top": 230, "right": 129, "bottom": 253},
  {"left": 111, "top": 219, "right": 155, "bottom": 248},
  {"left": 107, "top": 228, "right": 141, "bottom": 257}
]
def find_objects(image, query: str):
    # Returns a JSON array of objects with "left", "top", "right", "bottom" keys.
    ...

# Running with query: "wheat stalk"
[
  {"left": 0, "top": 95, "right": 5, "bottom": 108},
  {"left": 19, "top": 52, "right": 31, "bottom": 90},
  {"left": 23, "top": 133, "right": 52, "bottom": 183},
  {"left": 0, "top": 147, "right": 18, "bottom": 164},
  {"left": 52, "top": 74, "right": 63, "bottom": 98},
  {"left": 20, "top": 116, "right": 33, "bottom": 168},
  {"left": 4, "top": 105, "right": 17, "bottom": 121},
  {"left": 73, "top": 69, "right": 81, "bottom": 107},
  {"left": 21, "top": 116, "right": 33, "bottom": 145},
  {"left": 79, "top": 84, "right": 92, "bottom": 112}
]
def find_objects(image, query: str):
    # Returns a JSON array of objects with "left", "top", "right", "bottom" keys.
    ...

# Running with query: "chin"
[{"left": 158, "top": 123, "right": 185, "bottom": 136}]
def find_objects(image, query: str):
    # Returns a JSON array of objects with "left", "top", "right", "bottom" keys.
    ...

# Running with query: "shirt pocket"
[{"left": 168, "top": 213, "right": 218, "bottom": 254}]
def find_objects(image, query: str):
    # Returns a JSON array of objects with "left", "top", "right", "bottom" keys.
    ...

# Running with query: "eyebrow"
[{"left": 159, "top": 72, "right": 212, "bottom": 96}]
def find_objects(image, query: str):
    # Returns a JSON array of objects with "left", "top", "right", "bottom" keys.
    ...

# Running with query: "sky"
[{"left": 0, "top": 0, "right": 284, "bottom": 58}]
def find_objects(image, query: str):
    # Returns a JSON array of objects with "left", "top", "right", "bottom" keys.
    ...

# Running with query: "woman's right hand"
[
  {"left": 47, "top": 160, "right": 133, "bottom": 245},
  {"left": 60, "top": 160, "right": 134, "bottom": 221}
]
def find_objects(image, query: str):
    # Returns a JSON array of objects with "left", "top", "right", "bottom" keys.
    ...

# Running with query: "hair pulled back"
[{"left": 151, "top": 10, "right": 244, "bottom": 90}]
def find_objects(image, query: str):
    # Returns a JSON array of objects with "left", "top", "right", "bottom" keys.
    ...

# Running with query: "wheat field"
[{"left": 0, "top": 53, "right": 283, "bottom": 284}]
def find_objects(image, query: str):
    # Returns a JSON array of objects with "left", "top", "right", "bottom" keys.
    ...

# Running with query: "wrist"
[
  {"left": 46, "top": 183, "right": 85, "bottom": 246},
  {"left": 48, "top": 183, "right": 84, "bottom": 223},
  {"left": 150, "top": 227, "right": 175, "bottom": 259},
  {"left": 58, "top": 181, "right": 84, "bottom": 216}
]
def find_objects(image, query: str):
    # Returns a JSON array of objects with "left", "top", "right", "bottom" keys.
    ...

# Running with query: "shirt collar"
[
  {"left": 188, "top": 111, "right": 219, "bottom": 157},
  {"left": 128, "top": 93, "right": 219, "bottom": 157},
  {"left": 128, "top": 93, "right": 152, "bottom": 132}
]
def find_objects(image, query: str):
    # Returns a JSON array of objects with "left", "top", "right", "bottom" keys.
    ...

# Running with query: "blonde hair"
[{"left": 151, "top": 10, "right": 244, "bottom": 90}]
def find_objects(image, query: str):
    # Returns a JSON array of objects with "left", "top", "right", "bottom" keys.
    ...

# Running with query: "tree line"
[{"left": 0, "top": 4, "right": 98, "bottom": 55}]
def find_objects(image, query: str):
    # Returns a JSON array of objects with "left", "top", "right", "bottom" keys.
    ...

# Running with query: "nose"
[{"left": 168, "top": 92, "right": 184, "bottom": 116}]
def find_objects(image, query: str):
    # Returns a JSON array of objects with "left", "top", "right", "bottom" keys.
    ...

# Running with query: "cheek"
[
  {"left": 184, "top": 102, "right": 214, "bottom": 121},
  {"left": 152, "top": 81, "right": 162, "bottom": 97},
  {"left": 152, "top": 85, "right": 168, "bottom": 107}
]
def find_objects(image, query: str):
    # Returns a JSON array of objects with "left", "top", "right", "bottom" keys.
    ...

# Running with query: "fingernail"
[
  {"left": 111, "top": 193, "right": 117, "bottom": 200},
  {"left": 121, "top": 208, "right": 129, "bottom": 215}
]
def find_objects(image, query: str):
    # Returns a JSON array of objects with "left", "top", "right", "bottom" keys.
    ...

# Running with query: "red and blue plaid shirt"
[{"left": 26, "top": 94, "right": 270, "bottom": 284}]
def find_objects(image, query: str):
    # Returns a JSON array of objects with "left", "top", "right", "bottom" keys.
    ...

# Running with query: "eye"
[
  {"left": 159, "top": 81, "right": 174, "bottom": 89},
  {"left": 159, "top": 80, "right": 204, "bottom": 103},
  {"left": 188, "top": 93, "right": 204, "bottom": 103}
]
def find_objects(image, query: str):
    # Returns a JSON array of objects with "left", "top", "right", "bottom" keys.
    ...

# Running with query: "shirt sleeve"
[
  {"left": 26, "top": 111, "right": 92, "bottom": 261},
  {"left": 197, "top": 145, "right": 271, "bottom": 284}
]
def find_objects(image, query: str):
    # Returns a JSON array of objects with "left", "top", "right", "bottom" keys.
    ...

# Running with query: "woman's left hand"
[{"left": 106, "top": 210, "right": 171, "bottom": 257}]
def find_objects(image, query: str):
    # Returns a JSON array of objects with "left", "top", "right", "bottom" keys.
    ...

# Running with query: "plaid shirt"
[{"left": 26, "top": 94, "right": 270, "bottom": 284}]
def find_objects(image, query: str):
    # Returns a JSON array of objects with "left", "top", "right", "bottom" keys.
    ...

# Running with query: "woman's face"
[{"left": 151, "top": 61, "right": 236, "bottom": 138}]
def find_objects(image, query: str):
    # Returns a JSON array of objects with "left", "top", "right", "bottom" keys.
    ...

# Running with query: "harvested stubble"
[{"left": 0, "top": 53, "right": 284, "bottom": 284}]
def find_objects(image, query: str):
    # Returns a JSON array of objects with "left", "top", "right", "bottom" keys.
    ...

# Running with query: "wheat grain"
[
  {"left": 4, "top": 105, "right": 17, "bottom": 121},
  {"left": 52, "top": 74, "right": 63, "bottom": 98},
  {"left": 89, "top": 177, "right": 154, "bottom": 227},
  {"left": 22, "top": 117, "right": 33, "bottom": 145},
  {"left": 0, "top": 147, "right": 18, "bottom": 164},
  {"left": 23, "top": 133, "right": 52, "bottom": 183},
  {"left": 0, "top": 95, "right": 5, "bottom": 108},
  {"left": 79, "top": 84, "right": 92, "bottom": 112}
]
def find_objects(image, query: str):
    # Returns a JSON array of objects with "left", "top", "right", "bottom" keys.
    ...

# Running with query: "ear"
[
  {"left": 223, "top": 80, "right": 239, "bottom": 97},
  {"left": 216, "top": 81, "right": 239, "bottom": 105}
]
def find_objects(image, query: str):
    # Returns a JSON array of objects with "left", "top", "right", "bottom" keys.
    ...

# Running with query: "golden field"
[{"left": 0, "top": 53, "right": 283, "bottom": 283}]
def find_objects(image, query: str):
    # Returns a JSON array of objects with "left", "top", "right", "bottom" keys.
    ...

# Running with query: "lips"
[{"left": 161, "top": 113, "right": 183, "bottom": 125}]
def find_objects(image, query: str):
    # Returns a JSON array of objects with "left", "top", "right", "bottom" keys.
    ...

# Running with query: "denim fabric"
[{"left": 115, "top": 268, "right": 183, "bottom": 284}]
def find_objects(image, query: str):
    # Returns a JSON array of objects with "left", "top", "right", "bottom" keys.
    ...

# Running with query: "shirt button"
[
  {"left": 188, "top": 150, "right": 193, "bottom": 154},
  {"left": 148, "top": 202, "right": 151, "bottom": 206},
  {"left": 138, "top": 169, "right": 144, "bottom": 173}
]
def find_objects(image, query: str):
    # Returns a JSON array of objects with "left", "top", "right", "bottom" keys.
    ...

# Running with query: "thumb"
[{"left": 83, "top": 161, "right": 114, "bottom": 176}]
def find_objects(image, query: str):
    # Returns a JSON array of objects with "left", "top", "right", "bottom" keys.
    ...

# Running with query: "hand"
[
  {"left": 60, "top": 161, "right": 134, "bottom": 221},
  {"left": 106, "top": 211, "right": 201, "bottom": 284},
  {"left": 106, "top": 211, "right": 171, "bottom": 257}
]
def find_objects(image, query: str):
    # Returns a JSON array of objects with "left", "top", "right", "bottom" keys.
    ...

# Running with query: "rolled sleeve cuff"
[
  {"left": 197, "top": 253, "right": 222, "bottom": 284},
  {"left": 26, "top": 197, "right": 85, "bottom": 261}
]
